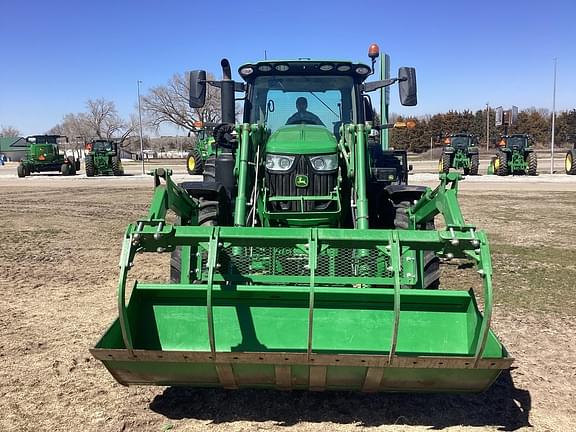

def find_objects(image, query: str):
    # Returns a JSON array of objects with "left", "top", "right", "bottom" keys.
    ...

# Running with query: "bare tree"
[
  {"left": 49, "top": 99, "right": 136, "bottom": 145},
  {"left": 0, "top": 125, "right": 21, "bottom": 137},
  {"left": 142, "top": 72, "right": 221, "bottom": 132},
  {"left": 85, "top": 98, "right": 135, "bottom": 140}
]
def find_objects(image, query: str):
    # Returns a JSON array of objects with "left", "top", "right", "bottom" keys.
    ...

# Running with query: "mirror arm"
[{"left": 363, "top": 78, "right": 399, "bottom": 93}]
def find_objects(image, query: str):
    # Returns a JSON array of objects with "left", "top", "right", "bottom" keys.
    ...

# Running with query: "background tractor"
[
  {"left": 438, "top": 133, "right": 480, "bottom": 175},
  {"left": 565, "top": 143, "right": 576, "bottom": 175},
  {"left": 487, "top": 134, "right": 537, "bottom": 176},
  {"left": 186, "top": 123, "right": 216, "bottom": 175},
  {"left": 91, "top": 45, "right": 512, "bottom": 393},
  {"left": 84, "top": 139, "right": 124, "bottom": 177},
  {"left": 17, "top": 135, "right": 78, "bottom": 177}
]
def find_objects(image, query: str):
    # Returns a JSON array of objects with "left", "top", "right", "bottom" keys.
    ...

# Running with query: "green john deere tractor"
[
  {"left": 84, "top": 139, "right": 124, "bottom": 177},
  {"left": 186, "top": 125, "right": 216, "bottom": 175},
  {"left": 17, "top": 135, "right": 79, "bottom": 177},
  {"left": 438, "top": 133, "right": 480, "bottom": 175},
  {"left": 91, "top": 46, "right": 512, "bottom": 393},
  {"left": 487, "top": 134, "right": 537, "bottom": 176},
  {"left": 565, "top": 143, "right": 576, "bottom": 175}
]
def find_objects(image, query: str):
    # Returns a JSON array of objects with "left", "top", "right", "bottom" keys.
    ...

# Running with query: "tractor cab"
[
  {"left": 445, "top": 133, "right": 478, "bottom": 151},
  {"left": 26, "top": 135, "right": 66, "bottom": 159},
  {"left": 230, "top": 60, "right": 415, "bottom": 226},
  {"left": 499, "top": 134, "right": 530, "bottom": 152},
  {"left": 89, "top": 140, "right": 117, "bottom": 154}
]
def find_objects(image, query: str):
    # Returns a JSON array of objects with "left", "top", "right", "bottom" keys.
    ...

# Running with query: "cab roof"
[{"left": 237, "top": 60, "right": 373, "bottom": 83}]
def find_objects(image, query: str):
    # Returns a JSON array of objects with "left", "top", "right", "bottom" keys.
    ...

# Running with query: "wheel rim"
[
  {"left": 187, "top": 156, "right": 196, "bottom": 171},
  {"left": 494, "top": 157, "right": 500, "bottom": 170},
  {"left": 566, "top": 154, "right": 573, "bottom": 172},
  {"left": 438, "top": 159, "right": 443, "bottom": 173}
]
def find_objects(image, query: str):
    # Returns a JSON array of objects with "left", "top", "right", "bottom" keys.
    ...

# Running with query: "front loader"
[
  {"left": 91, "top": 45, "right": 512, "bottom": 393},
  {"left": 438, "top": 133, "right": 480, "bottom": 175}
]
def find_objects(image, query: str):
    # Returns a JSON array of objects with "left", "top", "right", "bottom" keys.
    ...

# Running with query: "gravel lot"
[{"left": 1, "top": 161, "right": 575, "bottom": 432}]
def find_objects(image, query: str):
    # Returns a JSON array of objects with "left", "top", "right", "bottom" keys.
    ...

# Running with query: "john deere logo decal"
[{"left": 295, "top": 175, "right": 308, "bottom": 187}]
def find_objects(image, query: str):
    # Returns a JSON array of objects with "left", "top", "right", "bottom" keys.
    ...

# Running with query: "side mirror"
[
  {"left": 409, "top": 164, "right": 413, "bottom": 172},
  {"left": 189, "top": 70, "right": 207, "bottom": 108},
  {"left": 398, "top": 67, "right": 417, "bottom": 106}
]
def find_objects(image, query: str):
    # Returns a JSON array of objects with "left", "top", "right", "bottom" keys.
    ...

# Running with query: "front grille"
[
  {"left": 200, "top": 245, "right": 397, "bottom": 282},
  {"left": 266, "top": 155, "right": 337, "bottom": 212}
]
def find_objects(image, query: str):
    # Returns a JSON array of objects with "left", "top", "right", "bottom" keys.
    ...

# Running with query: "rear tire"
[
  {"left": 394, "top": 201, "right": 440, "bottom": 289},
  {"left": 186, "top": 149, "right": 204, "bottom": 175},
  {"left": 112, "top": 157, "right": 123, "bottom": 176},
  {"left": 496, "top": 151, "right": 508, "bottom": 176},
  {"left": 566, "top": 151, "right": 576, "bottom": 175},
  {"left": 85, "top": 155, "right": 95, "bottom": 177},
  {"left": 17, "top": 164, "right": 26, "bottom": 178},
  {"left": 527, "top": 152, "right": 537, "bottom": 175},
  {"left": 469, "top": 153, "right": 480, "bottom": 175}
]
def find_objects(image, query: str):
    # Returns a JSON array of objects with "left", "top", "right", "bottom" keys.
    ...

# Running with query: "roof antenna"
[{"left": 264, "top": 49, "right": 267, "bottom": 60}]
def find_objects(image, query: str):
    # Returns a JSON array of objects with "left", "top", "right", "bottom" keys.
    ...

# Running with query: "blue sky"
[{"left": 1, "top": 0, "right": 575, "bottom": 135}]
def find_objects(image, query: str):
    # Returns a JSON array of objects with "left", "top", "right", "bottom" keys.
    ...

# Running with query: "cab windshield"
[
  {"left": 450, "top": 136, "right": 470, "bottom": 147},
  {"left": 93, "top": 141, "right": 113, "bottom": 152},
  {"left": 507, "top": 136, "right": 527, "bottom": 148},
  {"left": 249, "top": 75, "right": 356, "bottom": 134}
]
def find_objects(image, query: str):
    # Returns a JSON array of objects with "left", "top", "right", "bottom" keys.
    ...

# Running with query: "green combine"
[
  {"left": 565, "top": 143, "right": 576, "bottom": 175},
  {"left": 186, "top": 124, "right": 216, "bottom": 175},
  {"left": 438, "top": 133, "right": 479, "bottom": 175},
  {"left": 487, "top": 134, "right": 537, "bottom": 176},
  {"left": 91, "top": 46, "right": 512, "bottom": 392},
  {"left": 17, "top": 135, "right": 79, "bottom": 177},
  {"left": 85, "top": 139, "right": 124, "bottom": 177}
]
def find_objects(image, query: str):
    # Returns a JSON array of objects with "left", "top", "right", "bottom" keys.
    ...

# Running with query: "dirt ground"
[{"left": 1, "top": 165, "right": 575, "bottom": 432}]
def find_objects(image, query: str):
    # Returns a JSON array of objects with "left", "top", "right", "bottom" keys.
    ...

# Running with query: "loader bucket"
[{"left": 91, "top": 224, "right": 512, "bottom": 392}]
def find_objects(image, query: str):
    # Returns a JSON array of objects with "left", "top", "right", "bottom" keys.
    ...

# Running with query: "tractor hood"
[{"left": 266, "top": 125, "right": 337, "bottom": 155}]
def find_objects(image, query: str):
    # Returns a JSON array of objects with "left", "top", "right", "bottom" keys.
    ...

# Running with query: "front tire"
[
  {"left": 17, "top": 164, "right": 26, "bottom": 178},
  {"left": 469, "top": 153, "right": 480, "bottom": 175},
  {"left": 169, "top": 197, "right": 223, "bottom": 283},
  {"left": 496, "top": 151, "right": 508, "bottom": 176},
  {"left": 85, "top": 155, "right": 95, "bottom": 177},
  {"left": 438, "top": 153, "right": 450, "bottom": 174},
  {"left": 112, "top": 157, "right": 123, "bottom": 176},
  {"left": 203, "top": 155, "right": 216, "bottom": 181},
  {"left": 566, "top": 151, "right": 576, "bottom": 175},
  {"left": 186, "top": 149, "right": 204, "bottom": 175},
  {"left": 394, "top": 201, "right": 440, "bottom": 289}
]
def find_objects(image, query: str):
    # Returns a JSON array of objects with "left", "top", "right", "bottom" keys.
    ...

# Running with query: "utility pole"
[
  {"left": 551, "top": 58, "right": 557, "bottom": 174},
  {"left": 486, "top": 102, "right": 490, "bottom": 151},
  {"left": 137, "top": 80, "right": 145, "bottom": 175}
]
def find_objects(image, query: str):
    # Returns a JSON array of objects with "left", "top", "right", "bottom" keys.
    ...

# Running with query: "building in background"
[{"left": 0, "top": 137, "right": 28, "bottom": 161}]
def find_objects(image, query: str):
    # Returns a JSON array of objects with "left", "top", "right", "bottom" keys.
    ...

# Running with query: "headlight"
[
  {"left": 266, "top": 154, "right": 296, "bottom": 171},
  {"left": 309, "top": 154, "right": 338, "bottom": 171}
]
